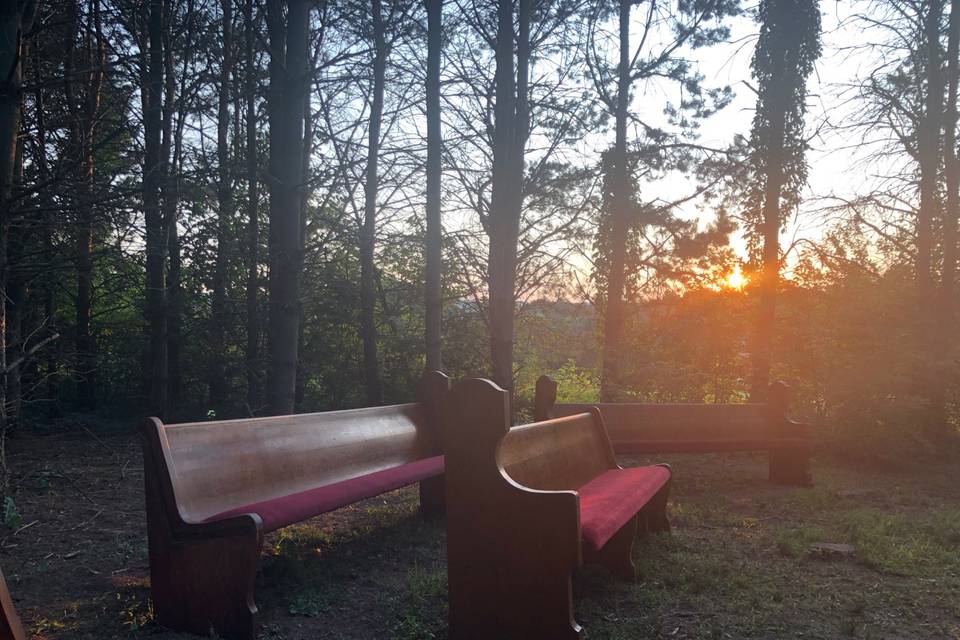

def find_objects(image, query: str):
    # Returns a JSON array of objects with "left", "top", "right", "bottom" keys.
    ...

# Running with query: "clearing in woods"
[{"left": 4, "top": 432, "right": 959, "bottom": 639}]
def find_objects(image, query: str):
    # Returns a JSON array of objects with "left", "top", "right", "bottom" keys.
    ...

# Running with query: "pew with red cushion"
[
  {"left": 443, "top": 377, "right": 671, "bottom": 640},
  {"left": 139, "top": 371, "right": 448, "bottom": 640},
  {"left": 534, "top": 376, "right": 812, "bottom": 486}
]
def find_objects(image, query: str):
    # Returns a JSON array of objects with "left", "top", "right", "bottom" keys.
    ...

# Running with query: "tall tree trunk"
[
  {"left": 599, "top": 0, "right": 632, "bottom": 402},
  {"left": 144, "top": 0, "right": 168, "bottom": 417},
  {"left": 917, "top": 0, "right": 946, "bottom": 431},
  {"left": 33, "top": 48, "right": 58, "bottom": 400},
  {"left": 244, "top": 0, "right": 261, "bottom": 413},
  {"left": 163, "top": 3, "right": 190, "bottom": 411},
  {"left": 488, "top": 0, "right": 529, "bottom": 393},
  {"left": 918, "top": 0, "right": 945, "bottom": 301},
  {"left": 750, "top": 103, "right": 786, "bottom": 400},
  {"left": 265, "top": 0, "right": 309, "bottom": 416},
  {"left": 937, "top": 0, "right": 960, "bottom": 432},
  {"left": 361, "top": 0, "right": 386, "bottom": 405},
  {"left": 295, "top": 74, "right": 312, "bottom": 411},
  {"left": 0, "top": 0, "right": 37, "bottom": 492},
  {"left": 946, "top": 0, "right": 960, "bottom": 306},
  {"left": 210, "top": 0, "right": 234, "bottom": 412},
  {"left": 424, "top": 0, "right": 443, "bottom": 372}
]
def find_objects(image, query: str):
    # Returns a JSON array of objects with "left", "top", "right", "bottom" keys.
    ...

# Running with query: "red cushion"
[
  {"left": 613, "top": 439, "right": 808, "bottom": 453},
  {"left": 204, "top": 455, "right": 444, "bottom": 532},
  {"left": 578, "top": 465, "right": 671, "bottom": 552}
]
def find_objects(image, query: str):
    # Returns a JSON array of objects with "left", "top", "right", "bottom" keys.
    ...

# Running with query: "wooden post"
[
  {"left": 417, "top": 370, "right": 450, "bottom": 516},
  {"left": 767, "top": 381, "right": 813, "bottom": 486},
  {"left": 534, "top": 374, "right": 558, "bottom": 422}
]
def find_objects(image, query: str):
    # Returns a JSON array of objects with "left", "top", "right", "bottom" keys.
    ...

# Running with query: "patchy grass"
[{"left": 5, "top": 434, "right": 960, "bottom": 639}]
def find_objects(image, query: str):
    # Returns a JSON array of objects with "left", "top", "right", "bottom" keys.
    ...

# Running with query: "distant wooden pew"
[
  {"left": 140, "top": 372, "right": 449, "bottom": 639},
  {"left": 535, "top": 376, "right": 812, "bottom": 486},
  {"left": 444, "top": 377, "right": 672, "bottom": 639}
]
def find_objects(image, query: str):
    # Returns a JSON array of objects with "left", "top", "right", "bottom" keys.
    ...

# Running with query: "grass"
[{"left": 8, "top": 434, "right": 960, "bottom": 639}]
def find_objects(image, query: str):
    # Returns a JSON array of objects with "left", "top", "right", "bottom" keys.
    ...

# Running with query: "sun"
[{"left": 724, "top": 265, "right": 747, "bottom": 290}]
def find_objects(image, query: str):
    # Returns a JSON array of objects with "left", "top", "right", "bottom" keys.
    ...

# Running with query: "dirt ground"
[{"left": 3, "top": 431, "right": 959, "bottom": 639}]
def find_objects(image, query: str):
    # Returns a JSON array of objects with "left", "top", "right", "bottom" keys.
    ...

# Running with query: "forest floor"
[{"left": 3, "top": 431, "right": 959, "bottom": 639}]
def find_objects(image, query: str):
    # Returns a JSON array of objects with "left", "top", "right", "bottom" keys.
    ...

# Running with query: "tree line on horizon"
[{"left": 0, "top": 0, "right": 957, "bottom": 489}]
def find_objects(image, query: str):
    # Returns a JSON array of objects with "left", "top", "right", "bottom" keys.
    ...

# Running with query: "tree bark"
[
  {"left": 244, "top": 0, "right": 261, "bottom": 413},
  {"left": 361, "top": 0, "right": 386, "bottom": 405},
  {"left": 916, "top": 0, "right": 945, "bottom": 431},
  {"left": 210, "top": 0, "right": 234, "bottom": 412},
  {"left": 424, "top": 0, "right": 443, "bottom": 372},
  {"left": 488, "top": 0, "right": 529, "bottom": 393},
  {"left": 599, "top": 0, "right": 632, "bottom": 402},
  {"left": 265, "top": 0, "right": 309, "bottom": 416},
  {"left": 0, "top": 0, "right": 37, "bottom": 491},
  {"left": 918, "top": 0, "right": 944, "bottom": 301},
  {"left": 935, "top": 0, "right": 959, "bottom": 433},
  {"left": 144, "top": 0, "right": 168, "bottom": 417}
]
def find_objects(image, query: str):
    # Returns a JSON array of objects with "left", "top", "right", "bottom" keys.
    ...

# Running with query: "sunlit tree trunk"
[
  {"left": 266, "top": 0, "right": 309, "bottom": 416},
  {"left": 424, "top": 0, "right": 443, "bottom": 372}
]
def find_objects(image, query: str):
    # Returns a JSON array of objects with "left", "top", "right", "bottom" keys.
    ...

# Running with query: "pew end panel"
[
  {"left": 444, "top": 378, "right": 584, "bottom": 640},
  {"left": 140, "top": 417, "right": 263, "bottom": 639}
]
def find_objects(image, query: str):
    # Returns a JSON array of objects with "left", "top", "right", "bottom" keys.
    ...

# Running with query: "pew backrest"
[
  {"left": 534, "top": 376, "right": 801, "bottom": 449},
  {"left": 144, "top": 403, "right": 440, "bottom": 525},
  {"left": 499, "top": 411, "right": 616, "bottom": 491}
]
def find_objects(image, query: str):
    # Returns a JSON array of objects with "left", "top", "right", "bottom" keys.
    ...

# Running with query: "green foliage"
[
  {"left": 2, "top": 497, "right": 20, "bottom": 529},
  {"left": 742, "top": 0, "right": 822, "bottom": 258}
]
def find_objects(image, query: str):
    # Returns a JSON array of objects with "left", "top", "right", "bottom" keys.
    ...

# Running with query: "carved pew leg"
[
  {"left": 639, "top": 468, "right": 672, "bottom": 535},
  {"left": 584, "top": 516, "right": 638, "bottom": 582},
  {"left": 769, "top": 447, "right": 813, "bottom": 487},
  {"left": 149, "top": 529, "right": 262, "bottom": 640},
  {"left": 419, "top": 475, "right": 446, "bottom": 517}
]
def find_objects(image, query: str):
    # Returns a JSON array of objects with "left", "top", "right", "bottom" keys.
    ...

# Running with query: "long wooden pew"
[
  {"left": 444, "top": 377, "right": 672, "bottom": 639},
  {"left": 535, "top": 376, "right": 812, "bottom": 486},
  {"left": 139, "top": 372, "right": 449, "bottom": 639}
]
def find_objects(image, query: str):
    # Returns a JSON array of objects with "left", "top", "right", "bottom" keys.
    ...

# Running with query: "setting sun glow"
[{"left": 725, "top": 265, "right": 747, "bottom": 290}]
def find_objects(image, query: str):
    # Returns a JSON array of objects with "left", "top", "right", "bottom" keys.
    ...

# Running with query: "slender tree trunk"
[
  {"left": 917, "top": 0, "right": 946, "bottom": 431},
  {"left": 164, "top": 3, "right": 191, "bottom": 410},
  {"left": 210, "top": 0, "right": 234, "bottom": 412},
  {"left": 599, "top": 0, "right": 632, "bottom": 402},
  {"left": 361, "top": 0, "right": 386, "bottom": 405},
  {"left": 244, "top": 0, "right": 261, "bottom": 413},
  {"left": 0, "top": 0, "right": 36, "bottom": 492},
  {"left": 488, "top": 0, "right": 529, "bottom": 393},
  {"left": 750, "top": 104, "right": 786, "bottom": 400},
  {"left": 295, "top": 76, "right": 312, "bottom": 411},
  {"left": 946, "top": 0, "right": 960, "bottom": 306},
  {"left": 424, "top": 0, "right": 443, "bottom": 372},
  {"left": 936, "top": 0, "right": 960, "bottom": 432},
  {"left": 144, "top": 0, "right": 168, "bottom": 417},
  {"left": 918, "top": 0, "right": 944, "bottom": 301},
  {"left": 33, "top": 49, "right": 58, "bottom": 400},
  {"left": 265, "top": 0, "right": 309, "bottom": 416}
]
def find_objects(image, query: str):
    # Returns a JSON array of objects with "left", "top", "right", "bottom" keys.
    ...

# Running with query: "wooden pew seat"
[
  {"left": 578, "top": 464, "right": 671, "bottom": 552},
  {"left": 203, "top": 454, "right": 444, "bottom": 531}
]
